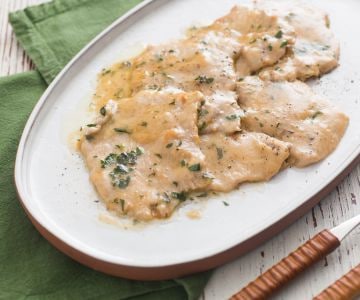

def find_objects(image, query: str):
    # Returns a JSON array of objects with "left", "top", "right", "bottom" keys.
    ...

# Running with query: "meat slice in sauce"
[
  {"left": 129, "top": 33, "right": 244, "bottom": 134},
  {"left": 203, "top": 5, "right": 295, "bottom": 77},
  {"left": 256, "top": 1, "right": 339, "bottom": 81},
  {"left": 130, "top": 36, "right": 237, "bottom": 96},
  {"left": 80, "top": 90, "right": 213, "bottom": 221},
  {"left": 197, "top": 91, "right": 242, "bottom": 135},
  {"left": 235, "top": 30, "right": 294, "bottom": 78},
  {"left": 236, "top": 77, "right": 348, "bottom": 167},
  {"left": 200, "top": 132, "right": 290, "bottom": 192}
]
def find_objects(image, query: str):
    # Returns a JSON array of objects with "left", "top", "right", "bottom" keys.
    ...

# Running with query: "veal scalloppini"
[
  {"left": 257, "top": 1, "right": 340, "bottom": 81},
  {"left": 200, "top": 132, "right": 290, "bottom": 192},
  {"left": 80, "top": 2, "right": 347, "bottom": 221},
  {"left": 81, "top": 90, "right": 212, "bottom": 221},
  {"left": 236, "top": 77, "right": 348, "bottom": 167}
]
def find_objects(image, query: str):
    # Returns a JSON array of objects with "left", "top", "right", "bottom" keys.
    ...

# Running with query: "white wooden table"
[{"left": 1, "top": 1, "right": 359, "bottom": 299}]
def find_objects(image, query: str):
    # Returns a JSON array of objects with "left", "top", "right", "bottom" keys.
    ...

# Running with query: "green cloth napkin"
[{"left": 0, "top": 0, "right": 212, "bottom": 299}]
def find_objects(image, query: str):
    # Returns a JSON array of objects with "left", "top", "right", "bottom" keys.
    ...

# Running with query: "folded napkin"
[{"left": 0, "top": 0, "right": 212, "bottom": 299}]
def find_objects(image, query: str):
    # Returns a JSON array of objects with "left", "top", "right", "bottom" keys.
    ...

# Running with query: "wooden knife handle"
[
  {"left": 313, "top": 264, "right": 360, "bottom": 300},
  {"left": 230, "top": 230, "right": 340, "bottom": 300}
]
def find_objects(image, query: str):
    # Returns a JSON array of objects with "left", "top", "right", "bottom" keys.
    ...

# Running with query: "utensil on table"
[
  {"left": 230, "top": 214, "right": 360, "bottom": 300},
  {"left": 313, "top": 263, "right": 360, "bottom": 300}
]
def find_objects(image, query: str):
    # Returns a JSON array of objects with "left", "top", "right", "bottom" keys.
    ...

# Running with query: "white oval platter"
[{"left": 14, "top": 0, "right": 360, "bottom": 280}]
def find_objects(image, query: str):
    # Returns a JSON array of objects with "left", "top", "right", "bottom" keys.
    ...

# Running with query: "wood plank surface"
[{"left": 1, "top": 1, "right": 359, "bottom": 299}]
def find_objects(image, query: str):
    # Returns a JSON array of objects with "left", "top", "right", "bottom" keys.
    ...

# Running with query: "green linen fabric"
[
  {"left": 0, "top": 0, "right": 213, "bottom": 299},
  {"left": 9, "top": 0, "right": 143, "bottom": 84}
]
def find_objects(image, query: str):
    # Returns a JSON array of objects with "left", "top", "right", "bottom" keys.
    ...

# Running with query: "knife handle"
[
  {"left": 230, "top": 230, "right": 340, "bottom": 300},
  {"left": 313, "top": 264, "right": 360, "bottom": 300}
]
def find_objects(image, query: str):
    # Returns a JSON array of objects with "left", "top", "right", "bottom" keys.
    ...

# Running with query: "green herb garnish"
[
  {"left": 188, "top": 163, "right": 201, "bottom": 172},
  {"left": 216, "top": 147, "right": 223, "bottom": 160},
  {"left": 280, "top": 40, "right": 288, "bottom": 48},
  {"left": 171, "top": 191, "right": 187, "bottom": 202},
  {"left": 120, "top": 199, "right": 126, "bottom": 211},
  {"left": 195, "top": 75, "right": 214, "bottom": 84},
  {"left": 111, "top": 176, "right": 130, "bottom": 189},
  {"left": 311, "top": 111, "right": 323, "bottom": 119},
  {"left": 136, "top": 146, "right": 145, "bottom": 155},
  {"left": 198, "top": 108, "right": 209, "bottom": 117},
  {"left": 114, "top": 128, "right": 131, "bottom": 134},
  {"left": 101, "top": 153, "right": 118, "bottom": 168},
  {"left": 275, "top": 30, "right": 283, "bottom": 39},
  {"left": 225, "top": 114, "right": 240, "bottom": 121},
  {"left": 100, "top": 106, "right": 106, "bottom": 116}
]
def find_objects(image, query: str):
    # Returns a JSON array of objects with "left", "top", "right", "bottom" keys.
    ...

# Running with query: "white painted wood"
[
  {"left": 1, "top": 1, "right": 359, "bottom": 299},
  {"left": 0, "top": 0, "right": 45, "bottom": 76}
]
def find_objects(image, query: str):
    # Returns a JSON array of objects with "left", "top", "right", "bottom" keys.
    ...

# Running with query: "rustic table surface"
[{"left": 1, "top": 0, "right": 359, "bottom": 299}]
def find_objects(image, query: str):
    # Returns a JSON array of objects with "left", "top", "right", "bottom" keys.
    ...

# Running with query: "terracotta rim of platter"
[{"left": 14, "top": 0, "right": 360, "bottom": 280}]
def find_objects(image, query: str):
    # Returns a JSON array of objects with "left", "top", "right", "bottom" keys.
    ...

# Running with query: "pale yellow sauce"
[{"left": 79, "top": 1, "right": 348, "bottom": 222}]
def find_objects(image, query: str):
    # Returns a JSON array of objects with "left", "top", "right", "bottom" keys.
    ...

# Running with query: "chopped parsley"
[
  {"left": 198, "top": 121, "right": 207, "bottom": 133},
  {"left": 101, "top": 69, "right": 111, "bottom": 76},
  {"left": 120, "top": 199, "right": 126, "bottom": 211},
  {"left": 311, "top": 111, "right": 323, "bottom": 119},
  {"left": 102, "top": 148, "right": 144, "bottom": 189},
  {"left": 112, "top": 164, "right": 130, "bottom": 174},
  {"left": 216, "top": 147, "right": 223, "bottom": 160},
  {"left": 198, "top": 108, "right": 209, "bottom": 117},
  {"left": 171, "top": 191, "right": 187, "bottom": 201},
  {"left": 225, "top": 114, "right": 240, "bottom": 121},
  {"left": 280, "top": 40, "right": 288, "bottom": 48},
  {"left": 155, "top": 153, "right": 162, "bottom": 159},
  {"left": 101, "top": 153, "right": 118, "bottom": 168},
  {"left": 268, "top": 44, "right": 273, "bottom": 51},
  {"left": 195, "top": 75, "right": 214, "bottom": 84},
  {"left": 223, "top": 201, "right": 230, "bottom": 206},
  {"left": 166, "top": 143, "right": 173, "bottom": 148},
  {"left": 140, "top": 121, "right": 148, "bottom": 127},
  {"left": 100, "top": 106, "right": 106, "bottom": 116},
  {"left": 249, "top": 38, "right": 257, "bottom": 44},
  {"left": 86, "top": 124, "right": 97, "bottom": 127},
  {"left": 188, "top": 163, "right": 201, "bottom": 172},
  {"left": 136, "top": 146, "right": 145, "bottom": 155},
  {"left": 180, "top": 159, "right": 186, "bottom": 167},
  {"left": 274, "top": 30, "right": 283, "bottom": 39},
  {"left": 114, "top": 128, "right": 131, "bottom": 134},
  {"left": 110, "top": 175, "right": 130, "bottom": 189}
]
